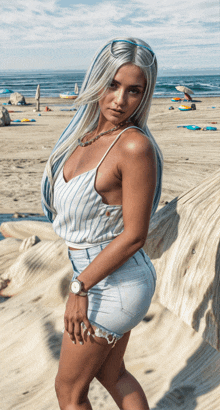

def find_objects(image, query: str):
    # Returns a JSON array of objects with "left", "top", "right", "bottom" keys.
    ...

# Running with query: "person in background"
[{"left": 184, "top": 92, "right": 192, "bottom": 101}]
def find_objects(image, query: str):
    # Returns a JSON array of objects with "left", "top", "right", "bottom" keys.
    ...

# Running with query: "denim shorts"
[{"left": 68, "top": 242, "right": 156, "bottom": 345}]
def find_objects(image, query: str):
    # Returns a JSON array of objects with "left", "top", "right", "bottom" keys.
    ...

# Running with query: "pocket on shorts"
[
  {"left": 117, "top": 279, "right": 152, "bottom": 318},
  {"left": 116, "top": 251, "right": 156, "bottom": 317}
]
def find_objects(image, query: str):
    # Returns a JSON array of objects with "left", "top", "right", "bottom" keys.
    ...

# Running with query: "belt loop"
[
  {"left": 86, "top": 248, "right": 90, "bottom": 260},
  {"left": 100, "top": 241, "right": 110, "bottom": 251}
]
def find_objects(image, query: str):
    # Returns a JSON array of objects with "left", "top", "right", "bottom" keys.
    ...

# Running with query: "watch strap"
[{"left": 77, "top": 290, "right": 88, "bottom": 297}]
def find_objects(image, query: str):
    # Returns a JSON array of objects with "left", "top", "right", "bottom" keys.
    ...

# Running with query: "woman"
[{"left": 41, "top": 37, "right": 163, "bottom": 410}]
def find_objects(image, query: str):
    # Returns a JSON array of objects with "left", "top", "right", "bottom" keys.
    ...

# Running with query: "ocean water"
[
  {"left": 155, "top": 75, "right": 220, "bottom": 98},
  {"left": 0, "top": 71, "right": 219, "bottom": 98}
]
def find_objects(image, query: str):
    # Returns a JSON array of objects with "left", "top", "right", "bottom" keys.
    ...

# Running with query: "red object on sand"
[{"left": 44, "top": 106, "right": 52, "bottom": 112}]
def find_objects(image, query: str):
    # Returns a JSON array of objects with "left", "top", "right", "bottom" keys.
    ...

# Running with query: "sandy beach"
[
  {"left": 0, "top": 96, "right": 219, "bottom": 214},
  {"left": 0, "top": 96, "right": 220, "bottom": 410}
]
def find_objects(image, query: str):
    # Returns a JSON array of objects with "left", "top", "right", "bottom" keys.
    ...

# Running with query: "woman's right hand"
[{"left": 64, "top": 293, "right": 94, "bottom": 344}]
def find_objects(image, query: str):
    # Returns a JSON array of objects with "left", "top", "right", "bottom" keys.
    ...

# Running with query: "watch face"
[{"left": 71, "top": 281, "right": 81, "bottom": 294}]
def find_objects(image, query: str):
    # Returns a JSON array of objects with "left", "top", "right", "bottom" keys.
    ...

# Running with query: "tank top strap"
[{"left": 96, "top": 126, "right": 143, "bottom": 169}]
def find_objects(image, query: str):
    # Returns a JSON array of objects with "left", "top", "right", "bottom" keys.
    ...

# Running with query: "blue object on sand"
[
  {"left": 202, "top": 126, "right": 217, "bottom": 131},
  {"left": 13, "top": 119, "right": 21, "bottom": 122},
  {"left": 60, "top": 108, "right": 77, "bottom": 111},
  {"left": 178, "top": 105, "right": 192, "bottom": 111},
  {"left": 177, "top": 125, "right": 201, "bottom": 130},
  {"left": 60, "top": 92, "right": 77, "bottom": 99},
  {"left": 38, "top": 113, "right": 41, "bottom": 116},
  {"left": 0, "top": 88, "right": 13, "bottom": 94},
  {"left": 30, "top": 119, "right": 36, "bottom": 122},
  {"left": 185, "top": 125, "right": 201, "bottom": 130}
]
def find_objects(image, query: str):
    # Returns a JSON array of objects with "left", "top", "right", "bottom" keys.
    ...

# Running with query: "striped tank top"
[{"left": 53, "top": 127, "right": 137, "bottom": 249}]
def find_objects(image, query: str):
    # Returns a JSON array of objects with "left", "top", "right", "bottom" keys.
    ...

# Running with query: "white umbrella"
[
  {"left": 74, "top": 83, "right": 79, "bottom": 94},
  {"left": 175, "top": 86, "right": 194, "bottom": 95},
  {"left": 35, "top": 84, "right": 40, "bottom": 111},
  {"left": 35, "top": 84, "right": 40, "bottom": 100}
]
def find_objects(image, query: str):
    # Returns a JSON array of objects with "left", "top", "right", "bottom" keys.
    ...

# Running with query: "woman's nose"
[{"left": 115, "top": 88, "right": 126, "bottom": 106}]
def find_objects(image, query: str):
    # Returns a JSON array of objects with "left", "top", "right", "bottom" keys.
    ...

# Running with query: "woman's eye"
[
  {"left": 129, "top": 88, "right": 141, "bottom": 94},
  {"left": 109, "top": 82, "right": 117, "bottom": 89}
]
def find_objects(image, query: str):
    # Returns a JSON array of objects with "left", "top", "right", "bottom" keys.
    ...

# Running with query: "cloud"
[{"left": 0, "top": 0, "right": 219, "bottom": 70}]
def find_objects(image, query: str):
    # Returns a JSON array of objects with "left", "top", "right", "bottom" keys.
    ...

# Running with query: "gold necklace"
[{"left": 78, "top": 121, "right": 129, "bottom": 147}]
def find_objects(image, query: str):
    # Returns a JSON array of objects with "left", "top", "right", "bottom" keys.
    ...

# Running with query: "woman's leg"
[
  {"left": 55, "top": 327, "right": 130, "bottom": 410},
  {"left": 96, "top": 331, "right": 150, "bottom": 410}
]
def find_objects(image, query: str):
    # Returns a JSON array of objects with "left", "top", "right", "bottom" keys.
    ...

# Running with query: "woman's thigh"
[
  {"left": 95, "top": 331, "right": 131, "bottom": 388},
  {"left": 56, "top": 329, "right": 129, "bottom": 389}
]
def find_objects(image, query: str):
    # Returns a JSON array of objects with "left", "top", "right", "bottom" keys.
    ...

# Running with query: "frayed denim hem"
[{"left": 81, "top": 321, "right": 123, "bottom": 348}]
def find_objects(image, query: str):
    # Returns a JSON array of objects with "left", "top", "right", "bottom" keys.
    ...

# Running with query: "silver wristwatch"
[{"left": 69, "top": 278, "right": 88, "bottom": 296}]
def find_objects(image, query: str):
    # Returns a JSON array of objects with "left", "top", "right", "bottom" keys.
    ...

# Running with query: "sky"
[{"left": 0, "top": 0, "right": 219, "bottom": 75}]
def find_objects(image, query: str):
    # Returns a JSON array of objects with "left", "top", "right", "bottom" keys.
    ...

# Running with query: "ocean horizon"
[{"left": 0, "top": 71, "right": 219, "bottom": 99}]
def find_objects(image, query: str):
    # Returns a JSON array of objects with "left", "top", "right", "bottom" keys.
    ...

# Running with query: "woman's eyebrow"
[
  {"left": 113, "top": 79, "right": 145, "bottom": 88},
  {"left": 130, "top": 84, "right": 145, "bottom": 89}
]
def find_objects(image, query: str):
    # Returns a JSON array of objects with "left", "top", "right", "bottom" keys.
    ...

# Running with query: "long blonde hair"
[{"left": 41, "top": 37, "right": 163, "bottom": 221}]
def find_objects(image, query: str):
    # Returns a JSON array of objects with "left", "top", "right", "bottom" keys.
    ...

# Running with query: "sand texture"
[
  {"left": 0, "top": 96, "right": 220, "bottom": 409},
  {"left": 0, "top": 97, "right": 219, "bottom": 213}
]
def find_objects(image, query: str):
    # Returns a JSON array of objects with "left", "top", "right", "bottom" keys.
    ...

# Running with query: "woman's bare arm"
[{"left": 77, "top": 131, "right": 157, "bottom": 290}]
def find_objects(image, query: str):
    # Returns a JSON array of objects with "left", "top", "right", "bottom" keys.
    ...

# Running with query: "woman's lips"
[{"left": 109, "top": 108, "right": 125, "bottom": 115}]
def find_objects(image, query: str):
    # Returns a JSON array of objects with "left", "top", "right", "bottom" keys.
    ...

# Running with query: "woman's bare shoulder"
[{"left": 117, "top": 127, "right": 156, "bottom": 161}]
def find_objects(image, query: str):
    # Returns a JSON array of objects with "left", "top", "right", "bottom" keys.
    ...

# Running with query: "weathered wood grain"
[
  {"left": 0, "top": 220, "right": 59, "bottom": 241},
  {"left": 145, "top": 168, "right": 220, "bottom": 351}
]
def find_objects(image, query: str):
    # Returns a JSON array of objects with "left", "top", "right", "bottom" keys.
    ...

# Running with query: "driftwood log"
[
  {"left": 144, "top": 168, "right": 220, "bottom": 351},
  {"left": 0, "top": 220, "right": 59, "bottom": 241}
]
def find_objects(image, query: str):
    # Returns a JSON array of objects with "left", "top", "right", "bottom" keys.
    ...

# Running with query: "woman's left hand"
[{"left": 64, "top": 293, "right": 94, "bottom": 344}]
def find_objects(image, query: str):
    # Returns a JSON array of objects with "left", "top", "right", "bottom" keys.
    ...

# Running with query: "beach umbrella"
[
  {"left": 175, "top": 86, "right": 194, "bottom": 95},
  {"left": 35, "top": 84, "right": 40, "bottom": 112},
  {"left": 35, "top": 84, "right": 40, "bottom": 100},
  {"left": 74, "top": 83, "right": 79, "bottom": 94},
  {"left": 0, "top": 88, "right": 14, "bottom": 94}
]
